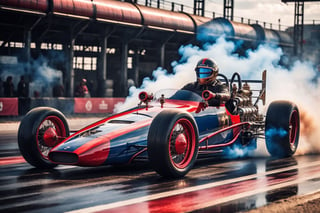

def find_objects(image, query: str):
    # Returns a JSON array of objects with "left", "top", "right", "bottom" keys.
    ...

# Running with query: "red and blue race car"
[{"left": 18, "top": 71, "right": 300, "bottom": 178}]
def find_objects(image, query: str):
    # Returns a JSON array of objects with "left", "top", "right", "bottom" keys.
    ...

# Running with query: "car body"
[{"left": 18, "top": 71, "right": 300, "bottom": 178}]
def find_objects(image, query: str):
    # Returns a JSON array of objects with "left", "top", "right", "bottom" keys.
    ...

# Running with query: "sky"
[{"left": 170, "top": 0, "right": 320, "bottom": 29}]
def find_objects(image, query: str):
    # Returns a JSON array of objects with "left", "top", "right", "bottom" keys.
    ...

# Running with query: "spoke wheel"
[
  {"left": 37, "top": 116, "right": 67, "bottom": 160},
  {"left": 148, "top": 110, "right": 199, "bottom": 178},
  {"left": 18, "top": 107, "right": 69, "bottom": 169},
  {"left": 169, "top": 119, "right": 196, "bottom": 169}
]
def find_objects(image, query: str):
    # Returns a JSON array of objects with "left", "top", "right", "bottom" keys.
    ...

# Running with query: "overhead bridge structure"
[{"left": 0, "top": 0, "right": 293, "bottom": 97}]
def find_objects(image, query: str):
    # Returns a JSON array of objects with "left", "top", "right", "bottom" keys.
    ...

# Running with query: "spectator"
[
  {"left": 87, "top": 79, "right": 95, "bottom": 97},
  {"left": 75, "top": 78, "right": 90, "bottom": 97},
  {"left": 34, "top": 90, "right": 40, "bottom": 98},
  {"left": 0, "top": 77, "right": 3, "bottom": 97},
  {"left": 53, "top": 83, "right": 64, "bottom": 97},
  {"left": 3, "top": 76, "right": 15, "bottom": 97},
  {"left": 17, "top": 75, "right": 29, "bottom": 97},
  {"left": 52, "top": 77, "right": 64, "bottom": 97}
]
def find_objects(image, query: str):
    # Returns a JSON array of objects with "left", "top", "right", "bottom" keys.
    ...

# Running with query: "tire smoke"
[{"left": 115, "top": 36, "right": 319, "bottom": 155}]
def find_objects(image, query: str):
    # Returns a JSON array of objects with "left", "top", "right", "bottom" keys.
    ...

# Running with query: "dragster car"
[{"left": 18, "top": 71, "right": 300, "bottom": 178}]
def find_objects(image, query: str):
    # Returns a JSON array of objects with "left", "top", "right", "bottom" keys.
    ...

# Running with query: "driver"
[{"left": 181, "top": 58, "right": 230, "bottom": 106}]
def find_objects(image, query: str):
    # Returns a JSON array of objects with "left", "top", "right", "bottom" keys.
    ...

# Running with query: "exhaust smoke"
[
  {"left": 116, "top": 36, "right": 319, "bottom": 156},
  {"left": 0, "top": 53, "right": 64, "bottom": 97}
]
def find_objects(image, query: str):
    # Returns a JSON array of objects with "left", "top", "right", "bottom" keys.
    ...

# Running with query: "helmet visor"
[{"left": 197, "top": 68, "right": 213, "bottom": 79}]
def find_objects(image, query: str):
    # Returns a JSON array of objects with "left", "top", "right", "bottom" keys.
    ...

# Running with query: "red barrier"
[
  {"left": 74, "top": 98, "right": 125, "bottom": 113},
  {"left": 0, "top": 98, "right": 19, "bottom": 116}
]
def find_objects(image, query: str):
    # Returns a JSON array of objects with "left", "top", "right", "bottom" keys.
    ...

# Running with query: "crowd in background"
[
  {"left": 0, "top": 75, "right": 29, "bottom": 98},
  {"left": 0, "top": 75, "right": 91, "bottom": 98}
]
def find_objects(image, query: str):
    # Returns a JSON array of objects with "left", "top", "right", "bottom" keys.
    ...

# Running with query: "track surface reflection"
[{"left": 1, "top": 128, "right": 320, "bottom": 212}]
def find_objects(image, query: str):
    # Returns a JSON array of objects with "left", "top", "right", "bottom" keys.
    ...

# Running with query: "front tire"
[
  {"left": 148, "top": 110, "right": 199, "bottom": 178},
  {"left": 265, "top": 101, "right": 300, "bottom": 157},
  {"left": 18, "top": 107, "right": 70, "bottom": 169}
]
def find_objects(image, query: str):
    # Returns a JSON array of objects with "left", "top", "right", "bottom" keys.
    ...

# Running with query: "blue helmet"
[{"left": 195, "top": 58, "right": 219, "bottom": 84}]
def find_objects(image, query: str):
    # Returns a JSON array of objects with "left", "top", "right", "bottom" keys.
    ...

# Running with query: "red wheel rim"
[
  {"left": 175, "top": 134, "right": 187, "bottom": 155},
  {"left": 36, "top": 116, "right": 67, "bottom": 160},
  {"left": 289, "top": 110, "right": 298, "bottom": 151},
  {"left": 169, "top": 118, "right": 196, "bottom": 169}
]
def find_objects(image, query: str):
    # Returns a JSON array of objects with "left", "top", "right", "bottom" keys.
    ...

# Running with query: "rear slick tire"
[
  {"left": 18, "top": 107, "right": 69, "bottom": 169},
  {"left": 148, "top": 110, "right": 199, "bottom": 178},
  {"left": 265, "top": 101, "right": 300, "bottom": 158}
]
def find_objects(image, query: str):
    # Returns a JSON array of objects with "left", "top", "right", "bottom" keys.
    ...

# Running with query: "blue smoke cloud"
[
  {"left": 224, "top": 144, "right": 255, "bottom": 159},
  {"left": 265, "top": 127, "right": 288, "bottom": 138}
]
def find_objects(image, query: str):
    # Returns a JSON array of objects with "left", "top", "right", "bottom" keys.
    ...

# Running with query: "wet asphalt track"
[{"left": 1, "top": 119, "right": 320, "bottom": 213}]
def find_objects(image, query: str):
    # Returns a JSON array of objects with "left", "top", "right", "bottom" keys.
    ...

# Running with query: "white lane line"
[
  {"left": 190, "top": 172, "right": 320, "bottom": 211},
  {"left": 66, "top": 160, "right": 320, "bottom": 213}
]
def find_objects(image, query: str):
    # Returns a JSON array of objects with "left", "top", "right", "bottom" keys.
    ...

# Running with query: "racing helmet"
[{"left": 195, "top": 58, "right": 219, "bottom": 85}]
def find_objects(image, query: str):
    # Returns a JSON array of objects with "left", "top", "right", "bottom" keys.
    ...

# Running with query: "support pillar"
[
  {"left": 159, "top": 43, "right": 165, "bottom": 68},
  {"left": 294, "top": 1, "right": 304, "bottom": 57},
  {"left": 97, "top": 35, "right": 108, "bottom": 97},
  {"left": 133, "top": 50, "right": 140, "bottom": 87},
  {"left": 193, "top": 0, "right": 205, "bottom": 16},
  {"left": 158, "top": 33, "right": 175, "bottom": 70},
  {"left": 65, "top": 37, "right": 75, "bottom": 97},
  {"left": 24, "top": 30, "right": 31, "bottom": 74},
  {"left": 119, "top": 41, "right": 128, "bottom": 97},
  {"left": 223, "top": 0, "right": 234, "bottom": 21},
  {"left": 65, "top": 20, "right": 90, "bottom": 97},
  {"left": 24, "top": 16, "right": 42, "bottom": 75}
]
